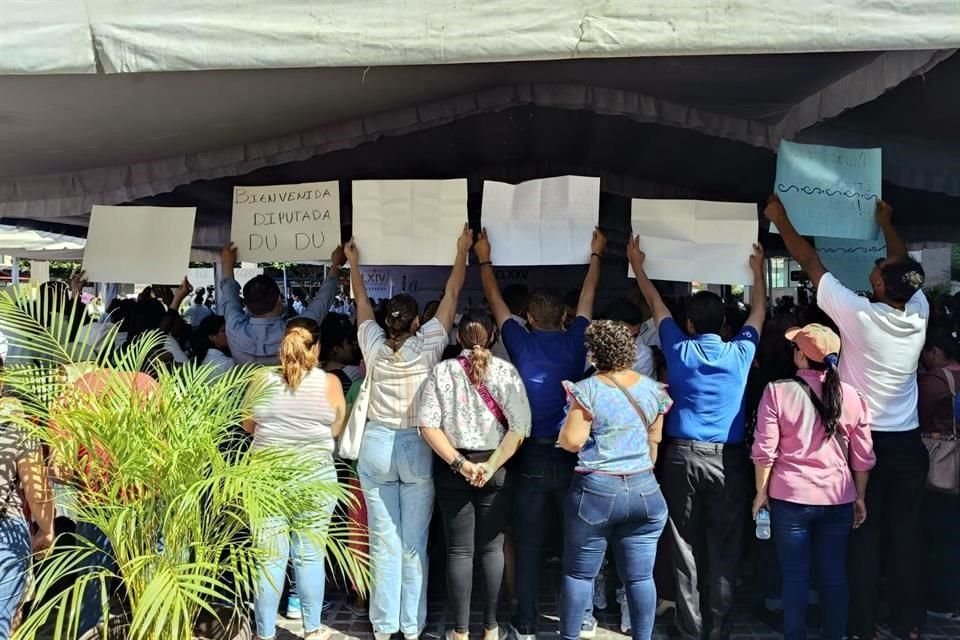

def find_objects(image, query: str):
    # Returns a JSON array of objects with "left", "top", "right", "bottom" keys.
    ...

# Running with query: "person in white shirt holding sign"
[{"left": 764, "top": 195, "right": 929, "bottom": 640}]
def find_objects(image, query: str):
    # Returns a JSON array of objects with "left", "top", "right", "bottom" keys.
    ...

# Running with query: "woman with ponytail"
[
  {"left": 751, "top": 324, "right": 875, "bottom": 640},
  {"left": 344, "top": 226, "right": 472, "bottom": 640},
  {"left": 419, "top": 309, "right": 531, "bottom": 640},
  {"left": 243, "top": 317, "right": 346, "bottom": 640}
]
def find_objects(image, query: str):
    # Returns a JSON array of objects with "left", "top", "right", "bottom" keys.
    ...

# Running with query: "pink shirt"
[{"left": 752, "top": 370, "right": 876, "bottom": 506}]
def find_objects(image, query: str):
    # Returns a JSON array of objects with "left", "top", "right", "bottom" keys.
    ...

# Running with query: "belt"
[{"left": 668, "top": 438, "right": 745, "bottom": 451}]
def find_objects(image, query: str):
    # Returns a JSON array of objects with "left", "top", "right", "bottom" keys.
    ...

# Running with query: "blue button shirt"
[
  {"left": 502, "top": 315, "right": 589, "bottom": 439},
  {"left": 659, "top": 317, "right": 759, "bottom": 444}
]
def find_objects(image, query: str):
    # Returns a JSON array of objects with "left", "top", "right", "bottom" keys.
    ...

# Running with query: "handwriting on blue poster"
[
  {"left": 816, "top": 237, "right": 886, "bottom": 293},
  {"left": 775, "top": 141, "right": 882, "bottom": 241}
]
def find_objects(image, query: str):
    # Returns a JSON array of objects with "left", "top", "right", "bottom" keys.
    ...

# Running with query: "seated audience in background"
[
  {"left": 765, "top": 196, "right": 929, "bottom": 640},
  {"left": 628, "top": 231, "right": 766, "bottom": 640},
  {"left": 344, "top": 227, "right": 470, "bottom": 640},
  {"left": 184, "top": 292, "right": 213, "bottom": 326},
  {"left": 243, "top": 318, "right": 346, "bottom": 640},
  {"left": 193, "top": 315, "right": 235, "bottom": 380},
  {"left": 557, "top": 320, "right": 672, "bottom": 640},
  {"left": 917, "top": 326, "right": 960, "bottom": 621},
  {"left": 320, "top": 313, "right": 358, "bottom": 395},
  {"left": 752, "top": 324, "right": 874, "bottom": 640},
  {"left": 420, "top": 308, "right": 531, "bottom": 640},
  {"left": 219, "top": 243, "right": 344, "bottom": 365},
  {"left": 475, "top": 227, "right": 605, "bottom": 640}
]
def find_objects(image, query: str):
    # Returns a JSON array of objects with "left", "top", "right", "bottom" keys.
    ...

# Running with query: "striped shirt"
[
  {"left": 359, "top": 317, "right": 449, "bottom": 429},
  {"left": 251, "top": 370, "right": 337, "bottom": 454}
]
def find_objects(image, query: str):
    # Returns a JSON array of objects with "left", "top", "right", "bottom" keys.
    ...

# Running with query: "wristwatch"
[{"left": 451, "top": 454, "right": 466, "bottom": 473}]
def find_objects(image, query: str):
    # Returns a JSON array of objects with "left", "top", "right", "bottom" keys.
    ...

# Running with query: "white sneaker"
[
  {"left": 509, "top": 624, "right": 536, "bottom": 640},
  {"left": 593, "top": 571, "right": 608, "bottom": 610}
]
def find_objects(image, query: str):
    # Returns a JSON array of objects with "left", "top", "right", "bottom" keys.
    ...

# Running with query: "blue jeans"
[
  {"left": 255, "top": 463, "right": 337, "bottom": 639},
  {"left": 0, "top": 517, "right": 30, "bottom": 638},
  {"left": 358, "top": 424, "right": 434, "bottom": 636},
  {"left": 560, "top": 471, "right": 667, "bottom": 640},
  {"left": 770, "top": 499, "right": 853, "bottom": 640},
  {"left": 77, "top": 521, "right": 116, "bottom": 637}
]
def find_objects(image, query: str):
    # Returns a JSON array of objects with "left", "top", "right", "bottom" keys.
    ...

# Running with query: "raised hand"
[
  {"left": 457, "top": 223, "right": 473, "bottom": 255},
  {"left": 174, "top": 276, "right": 193, "bottom": 301},
  {"left": 344, "top": 238, "right": 359, "bottom": 265},
  {"left": 875, "top": 199, "right": 893, "bottom": 228},
  {"left": 749, "top": 243, "right": 765, "bottom": 276},
  {"left": 763, "top": 195, "right": 787, "bottom": 226},
  {"left": 331, "top": 244, "right": 347, "bottom": 267},
  {"left": 626, "top": 235, "right": 645, "bottom": 269},
  {"left": 475, "top": 228, "right": 492, "bottom": 263},
  {"left": 591, "top": 228, "right": 607, "bottom": 257},
  {"left": 220, "top": 243, "right": 238, "bottom": 272},
  {"left": 69, "top": 270, "right": 87, "bottom": 296}
]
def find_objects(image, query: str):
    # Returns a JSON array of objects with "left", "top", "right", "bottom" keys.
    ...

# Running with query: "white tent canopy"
[
  {"left": 1, "top": 1, "right": 959, "bottom": 245},
  {"left": 0, "top": 225, "right": 85, "bottom": 261}
]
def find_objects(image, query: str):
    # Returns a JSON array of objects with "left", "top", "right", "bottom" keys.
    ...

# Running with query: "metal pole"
[{"left": 11, "top": 258, "right": 20, "bottom": 285}]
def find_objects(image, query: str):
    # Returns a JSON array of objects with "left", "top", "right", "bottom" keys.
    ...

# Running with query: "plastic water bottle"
[{"left": 756, "top": 508, "right": 771, "bottom": 540}]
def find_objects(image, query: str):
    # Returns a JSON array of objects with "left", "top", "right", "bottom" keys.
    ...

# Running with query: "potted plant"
[{"left": 0, "top": 286, "right": 367, "bottom": 639}]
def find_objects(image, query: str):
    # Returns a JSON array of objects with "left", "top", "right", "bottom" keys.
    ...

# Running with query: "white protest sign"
[
  {"left": 231, "top": 181, "right": 340, "bottom": 263},
  {"left": 630, "top": 199, "right": 757, "bottom": 284},
  {"left": 774, "top": 141, "right": 882, "bottom": 240},
  {"left": 83, "top": 206, "right": 196, "bottom": 284},
  {"left": 481, "top": 176, "right": 600, "bottom": 265},
  {"left": 352, "top": 179, "right": 467, "bottom": 265}
]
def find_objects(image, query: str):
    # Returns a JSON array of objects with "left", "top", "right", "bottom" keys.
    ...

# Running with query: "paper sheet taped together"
[{"left": 629, "top": 199, "right": 757, "bottom": 285}]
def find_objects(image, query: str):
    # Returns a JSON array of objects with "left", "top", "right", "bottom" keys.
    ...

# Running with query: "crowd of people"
[{"left": 0, "top": 194, "right": 956, "bottom": 640}]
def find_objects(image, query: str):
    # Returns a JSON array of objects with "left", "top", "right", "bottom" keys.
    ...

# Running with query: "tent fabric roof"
[{"left": 4, "top": 0, "right": 959, "bottom": 75}]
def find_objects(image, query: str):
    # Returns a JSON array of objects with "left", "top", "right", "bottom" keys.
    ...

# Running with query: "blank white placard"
[
  {"left": 82, "top": 205, "right": 196, "bottom": 284},
  {"left": 352, "top": 180, "right": 467, "bottom": 265},
  {"left": 630, "top": 199, "right": 757, "bottom": 284},
  {"left": 481, "top": 175, "right": 600, "bottom": 265}
]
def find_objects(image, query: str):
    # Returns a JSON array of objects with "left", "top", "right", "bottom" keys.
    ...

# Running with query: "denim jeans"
[
  {"left": 254, "top": 463, "right": 337, "bottom": 639},
  {"left": 358, "top": 424, "right": 435, "bottom": 636},
  {"left": 76, "top": 521, "right": 116, "bottom": 637},
  {"left": 770, "top": 499, "right": 853, "bottom": 640},
  {"left": 559, "top": 470, "right": 667, "bottom": 640},
  {"left": 0, "top": 517, "right": 30, "bottom": 638}
]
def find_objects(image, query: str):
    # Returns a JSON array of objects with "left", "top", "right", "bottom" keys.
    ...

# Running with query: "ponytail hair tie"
[
  {"left": 824, "top": 353, "right": 840, "bottom": 368},
  {"left": 390, "top": 310, "right": 400, "bottom": 318}
]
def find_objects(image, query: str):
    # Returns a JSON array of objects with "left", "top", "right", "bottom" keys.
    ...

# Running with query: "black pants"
[
  {"left": 661, "top": 440, "right": 750, "bottom": 640},
  {"left": 848, "top": 429, "right": 929, "bottom": 637},
  {"left": 435, "top": 452, "right": 512, "bottom": 633}
]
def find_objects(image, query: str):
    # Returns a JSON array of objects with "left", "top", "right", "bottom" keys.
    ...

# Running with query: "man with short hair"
[
  {"left": 475, "top": 227, "right": 606, "bottom": 640},
  {"left": 219, "top": 243, "right": 345, "bottom": 365},
  {"left": 765, "top": 196, "right": 929, "bottom": 640},
  {"left": 184, "top": 292, "right": 213, "bottom": 326},
  {"left": 628, "top": 233, "right": 766, "bottom": 640}
]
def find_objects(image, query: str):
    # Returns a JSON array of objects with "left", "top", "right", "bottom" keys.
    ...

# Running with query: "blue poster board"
[
  {"left": 775, "top": 141, "right": 882, "bottom": 241},
  {"left": 816, "top": 237, "right": 886, "bottom": 293}
]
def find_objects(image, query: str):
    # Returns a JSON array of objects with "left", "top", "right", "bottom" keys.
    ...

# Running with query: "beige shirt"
[{"left": 359, "top": 317, "right": 448, "bottom": 429}]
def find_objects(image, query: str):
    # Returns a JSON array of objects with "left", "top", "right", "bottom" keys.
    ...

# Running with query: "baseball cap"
[{"left": 785, "top": 324, "right": 840, "bottom": 364}]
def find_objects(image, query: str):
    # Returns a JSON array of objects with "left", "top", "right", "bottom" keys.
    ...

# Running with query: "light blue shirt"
[{"left": 219, "top": 274, "right": 338, "bottom": 365}]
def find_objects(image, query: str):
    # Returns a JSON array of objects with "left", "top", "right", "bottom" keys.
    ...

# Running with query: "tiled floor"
[{"left": 273, "top": 573, "right": 960, "bottom": 640}]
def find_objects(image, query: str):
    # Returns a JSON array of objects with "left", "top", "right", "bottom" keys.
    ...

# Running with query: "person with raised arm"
[
  {"left": 344, "top": 226, "right": 472, "bottom": 640},
  {"left": 475, "top": 227, "right": 606, "bottom": 640},
  {"left": 764, "top": 196, "right": 929, "bottom": 640},
  {"left": 628, "top": 233, "right": 765, "bottom": 640},
  {"left": 218, "top": 243, "right": 346, "bottom": 365}
]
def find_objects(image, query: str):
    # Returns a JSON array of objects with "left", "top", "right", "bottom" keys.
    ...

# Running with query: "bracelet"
[
  {"left": 591, "top": 252, "right": 603, "bottom": 260},
  {"left": 450, "top": 454, "right": 466, "bottom": 473},
  {"left": 478, "top": 261, "right": 493, "bottom": 267}
]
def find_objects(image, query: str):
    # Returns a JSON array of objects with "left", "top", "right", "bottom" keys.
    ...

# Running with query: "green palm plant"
[{"left": 0, "top": 284, "right": 367, "bottom": 640}]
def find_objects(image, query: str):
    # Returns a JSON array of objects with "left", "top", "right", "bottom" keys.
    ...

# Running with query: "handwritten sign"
[
  {"left": 482, "top": 176, "right": 600, "bottom": 265},
  {"left": 83, "top": 206, "right": 196, "bottom": 284},
  {"left": 352, "top": 179, "right": 467, "bottom": 265},
  {"left": 231, "top": 182, "right": 340, "bottom": 263},
  {"left": 816, "top": 237, "right": 886, "bottom": 293},
  {"left": 630, "top": 199, "right": 757, "bottom": 284},
  {"left": 774, "top": 141, "right": 881, "bottom": 240}
]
